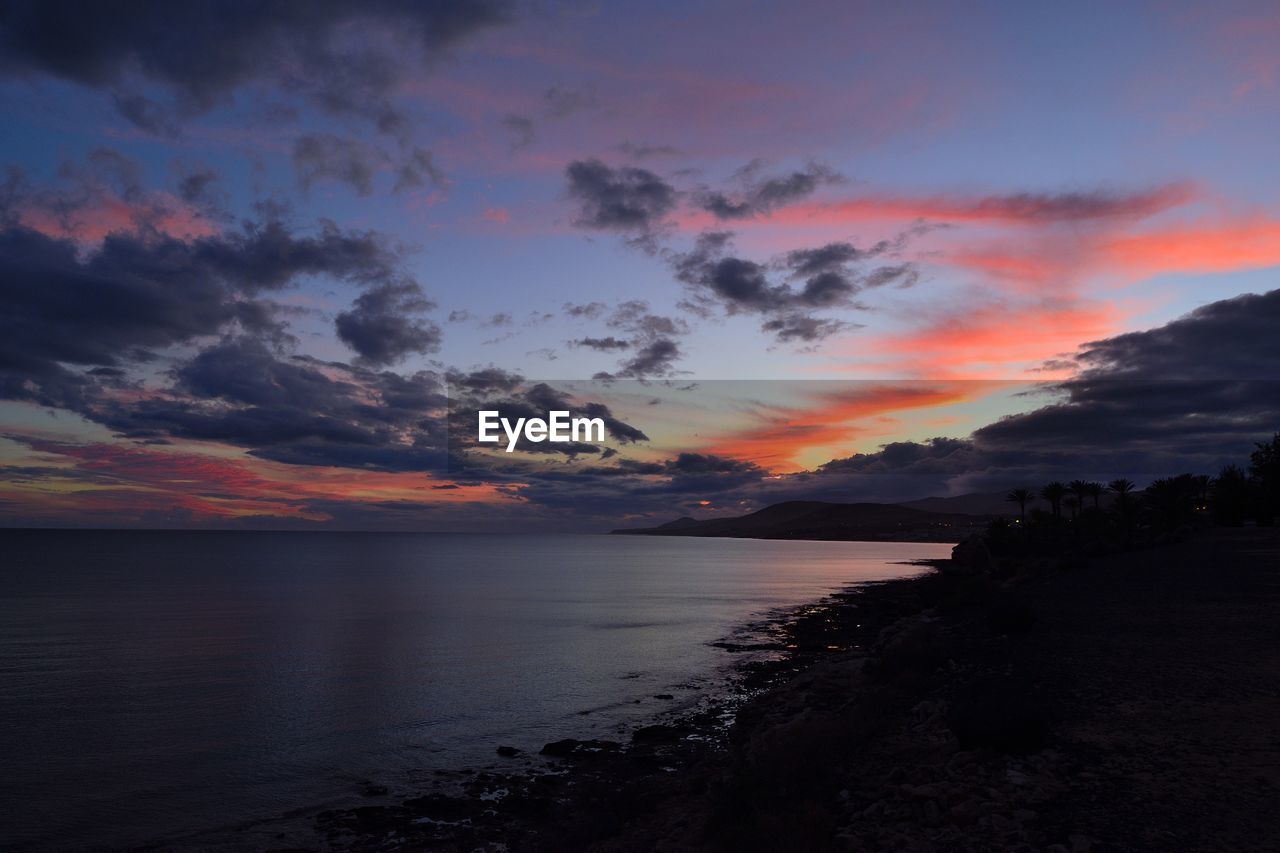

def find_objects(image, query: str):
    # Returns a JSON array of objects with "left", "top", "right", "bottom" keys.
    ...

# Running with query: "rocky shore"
[{"left": 287, "top": 527, "right": 1280, "bottom": 852}]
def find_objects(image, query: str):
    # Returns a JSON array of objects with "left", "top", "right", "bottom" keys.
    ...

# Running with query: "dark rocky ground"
[{"left": 259, "top": 527, "right": 1279, "bottom": 852}]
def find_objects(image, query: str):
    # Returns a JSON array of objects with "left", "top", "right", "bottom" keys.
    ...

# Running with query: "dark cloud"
[
  {"left": 96, "top": 336, "right": 451, "bottom": 472},
  {"left": 810, "top": 291, "right": 1280, "bottom": 496},
  {"left": 3, "top": 149, "right": 206, "bottom": 237},
  {"left": 335, "top": 281, "right": 442, "bottom": 366},
  {"left": 446, "top": 379, "right": 651, "bottom": 462},
  {"left": 697, "top": 161, "right": 843, "bottom": 220},
  {"left": 393, "top": 147, "right": 446, "bottom": 193},
  {"left": 614, "top": 338, "right": 681, "bottom": 378},
  {"left": 671, "top": 232, "right": 910, "bottom": 342},
  {"left": 565, "top": 158, "right": 678, "bottom": 242},
  {"left": 500, "top": 114, "right": 535, "bottom": 149},
  {"left": 572, "top": 336, "right": 631, "bottom": 351},
  {"left": 293, "top": 134, "right": 380, "bottom": 196},
  {"left": 544, "top": 85, "right": 599, "bottom": 117},
  {"left": 0, "top": 0, "right": 513, "bottom": 131},
  {"left": 761, "top": 314, "right": 857, "bottom": 343},
  {"left": 445, "top": 367, "right": 523, "bottom": 395},
  {"left": 172, "top": 162, "right": 227, "bottom": 213},
  {"left": 563, "top": 301, "right": 606, "bottom": 320},
  {"left": 0, "top": 195, "right": 420, "bottom": 407},
  {"left": 1070, "top": 289, "right": 1280, "bottom": 380},
  {"left": 594, "top": 300, "right": 689, "bottom": 378}
]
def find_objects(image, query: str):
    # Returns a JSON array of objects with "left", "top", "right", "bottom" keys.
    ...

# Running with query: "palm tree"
[
  {"left": 1064, "top": 495, "right": 1080, "bottom": 522},
  {"left": 1107, "top": 478, "right": 1136, "bottom": 502},
  {"left": 1068, "top": 479, "right": 1091, "bottom": 510},
  {"left": 1040, "top": 481, "right": 1067, "bottom": 519},
  {"left": 1005, "top": 488, "right": 1034, "bottom": 527},
  {"left": 1083, "top": 481, "right": 1104, "bottom": 509},
  {"left": 1109, "top": 477, "right": 1138, "bottom": 543}
]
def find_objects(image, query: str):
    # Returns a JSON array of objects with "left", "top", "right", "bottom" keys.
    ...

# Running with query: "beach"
[{"left": 308, "top": 527, "right": 1280, "bottom": 852}]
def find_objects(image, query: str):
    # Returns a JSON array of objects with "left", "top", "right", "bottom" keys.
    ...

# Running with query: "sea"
[{"left": 0, "top": 530, "right": 948, "bottom": 850}]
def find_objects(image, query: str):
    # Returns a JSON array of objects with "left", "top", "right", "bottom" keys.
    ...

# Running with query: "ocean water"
[{"left": 0, "top": 530, "right": 947, "bottom": 850}]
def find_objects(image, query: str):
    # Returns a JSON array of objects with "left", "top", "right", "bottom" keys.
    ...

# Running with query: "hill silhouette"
[{"left": 611, "top": 500, "right": 989, "bottom": 542}]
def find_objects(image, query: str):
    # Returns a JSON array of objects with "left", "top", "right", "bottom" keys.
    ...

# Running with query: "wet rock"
[
  {"left": 538, "top": 738, "right": 622, "bottom": 758},
  {"left": 496, "top": 745, "right": 521, "bottom": 757},
  {"left": 632, "top": 724, "right": 684, "bottom": 744}
]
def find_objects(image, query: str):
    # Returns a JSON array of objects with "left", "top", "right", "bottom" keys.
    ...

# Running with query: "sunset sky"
[{"left": 2, "top": 0, "right": 1278, "bottom": 529}]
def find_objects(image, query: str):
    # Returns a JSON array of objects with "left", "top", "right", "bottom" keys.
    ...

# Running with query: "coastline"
[{"left": 204, "top": 527, "right": 1280, "bottom": 852}]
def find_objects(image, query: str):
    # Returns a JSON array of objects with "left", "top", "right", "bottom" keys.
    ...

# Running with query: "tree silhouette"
[
  {"left": 1108, "top": 478, "right": 1138, "bottom": 543},
  {"left": 1250, "top": 433, "right": 1280, "bottom": 525},
  {"left": 1006, "top": 488, "right": 1033, "bottom": 527},
  {"left": 1064, "top": 495, "right": 1080, "bottom": 522},
  {"left": 1107, "top": 478, "right": 1136, "bottom": 502},
  {"left": 1211, "top": 465, "right": 1250, "bottom": 527},
  {"left": 1083, "top": 481, "right": 1104, "bottom": 509},
  {"left": 1191, "top": 474, "right": 1212, "bottom": 510},
  {"left": 1040, "top": 481, "right": 1066, "bottom": 519},
  {"left": 1068, "top": 480, "right": 1091, "bottom": 511}
]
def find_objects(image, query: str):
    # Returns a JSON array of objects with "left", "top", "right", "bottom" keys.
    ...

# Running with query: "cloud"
[
  {"left": 1070, "top": 289, "right": 1280, "bottom": 380},
  {"left": 563, "top": 301, "right": 607, "bottom": 319},
  {"left": 3, "top": 150, "right": 219, "bottom": 244},
  {"left": 96, "top": 336, "right": 452, "bottom": 472},
  {"left": 544, "top": 85, "right": 599, "bottom": 117},
  {"left": 854, "top": 295, "right": 1124, "bottom": 378},
  {"left": 393, "top": 147, "right": 446, "bottom": 193},
  {"left": 0, "top": 192, "right": 421, "bottom": 408},
  {"left": 335, "top": 281, "right": 442, "bottom": 366},
  {"left": 572, "top": 336, "right": 631, "bottom": 351},
  {"left": 613, "top": 338, "right": 682, "bottom": 378},
  {"left": 817, "top": 289, "right": 1280, "bottom": 493},
  {"left": 671, "top": 232, "right": 913, "bottom": 343},
  {"left": 728, "top": 183, "right": 1196, "bottom": 228},
  {"left": 293, "top": 134, "right": 381, "bottom": 196},
  {"left": 696, "top": 161, "right": 844, "bottom": 220},
  {"left": 500, "top": 113, "right": 535, "bottom": 149},
  {"left": 565, "top": 158, "right": 678, "bottom": 245},
  {"left": 0, "top": 0, "right": 514, "bottom": 131}
]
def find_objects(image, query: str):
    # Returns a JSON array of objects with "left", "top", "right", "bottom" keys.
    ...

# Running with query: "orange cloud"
[
  {"left": 852, "top": 298, "right": 1126, "bottom": 380},
  {"left": 3, "top": 439, "right": 515, "bottom": 525},
  {"left": 701, "top": 384, "right": 978, "bottom": 472},
  {"left": 674, "top": 182, "right": 1195, "bottom": 232},
  {"left": 1099, "top": 217, "right": 1280, "bottom": 280}
]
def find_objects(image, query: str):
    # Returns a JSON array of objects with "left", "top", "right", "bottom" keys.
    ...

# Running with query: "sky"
[{"left": 1, "top": 0, "right": 1278, "bottom": 530}]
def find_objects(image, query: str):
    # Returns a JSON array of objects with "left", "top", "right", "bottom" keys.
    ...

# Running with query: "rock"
[
  {"left": 360, "top": 783, "right": 388, "bottom": 797},
  {"left": 539, "top": 738, "right": 581, "bottom": 757},
  {"left": 538, "top": 738, "right": 621, "bottom": 758},
  {"left": 947, "top": 674, "right": 1054, "bottom": 754},
  {"left": 632, "top": 724, "right": 683, "bottom": 743},
  {"left": 653, "top": 693, "right": 674, "bottom": 700},
  {"left": 402, "top": 793, "right": 483, "bottom": 822},
  {"left": 950, "top": 534, "right": 994, "bottom": 575},
  {"left": 496, "top": 745, "right": 521, "bottom": 757}
]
